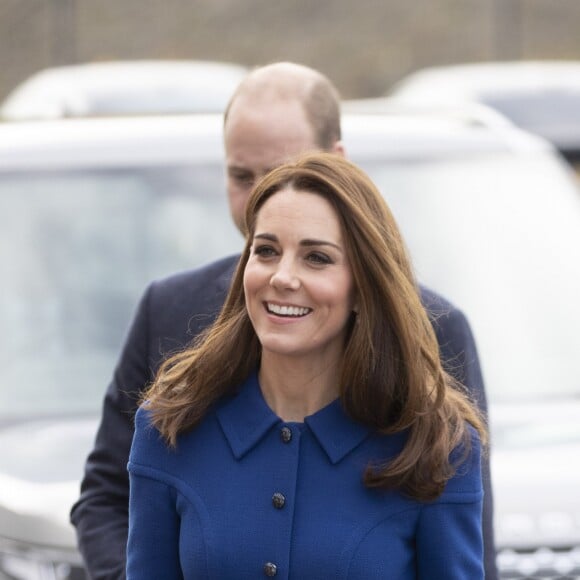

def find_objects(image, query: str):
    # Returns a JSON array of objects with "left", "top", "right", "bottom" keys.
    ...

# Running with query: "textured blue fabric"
[{"left": 127, "top": 372, "right": 483, "bottom": 579}]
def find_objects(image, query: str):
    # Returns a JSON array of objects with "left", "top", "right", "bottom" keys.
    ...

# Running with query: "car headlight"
[
  {"left": 495, "top": 511, "right": 580, "bottom": 578},
  {"left": 497, "top": 546, "right": 580, "bottom": 578},
  {"left": 0, "top": 537, "right": 86, "bottom": 580}
]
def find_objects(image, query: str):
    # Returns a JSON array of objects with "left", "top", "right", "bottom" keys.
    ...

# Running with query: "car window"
[
  {"left": 0, "top": 165, "right": 242, "bottom": 420},
  {"left": 483, "top": 92, "right": 580, "bottom": 133},
  {"left": 357, "top": 151, "right": 580, "bottom": 404}
]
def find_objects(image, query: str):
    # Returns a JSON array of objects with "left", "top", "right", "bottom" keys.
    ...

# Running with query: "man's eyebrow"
[
  {"left": 253, "top": 233, "right": 343, "bottom": 252},
  {"left": 227, "top": 166, "right": 252, "bottom": 174}
]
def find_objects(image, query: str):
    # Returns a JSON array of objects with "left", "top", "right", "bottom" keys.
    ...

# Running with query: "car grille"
[
  {"left": 0, "top": 537, "right": 89, "bottom": 580},
  {"left": 497, "top": 546, "right": 580, "bottom": 579}
]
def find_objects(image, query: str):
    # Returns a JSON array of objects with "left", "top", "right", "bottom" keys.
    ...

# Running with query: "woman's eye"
[
  {"left": 254, "top": 245, "right": 277, "bottom": 258},
  {"left": 307, "top": 252, "right": 332, "bottom": 265}
]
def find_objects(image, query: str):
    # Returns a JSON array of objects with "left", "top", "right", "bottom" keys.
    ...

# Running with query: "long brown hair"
[{"left": 144, "top": 152, "right": 486, "bottom": 501}]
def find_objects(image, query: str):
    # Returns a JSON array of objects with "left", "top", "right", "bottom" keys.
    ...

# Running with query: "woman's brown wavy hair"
[{"left": 143, "top": 152, "right": 486, "bottom": 501}]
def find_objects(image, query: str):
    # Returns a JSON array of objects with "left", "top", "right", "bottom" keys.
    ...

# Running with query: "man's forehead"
[
  {"left": 224, "top": 110, "right": 318, "bottom": 173},
  {"left": 226, "top": 156, "right": 297, "bottom": 176},
  {"left": 225, "top": 96, "right": 311, "bottom": 133},
  {"left": 228, "top": 87, "right": 306, "bottom": 115}
]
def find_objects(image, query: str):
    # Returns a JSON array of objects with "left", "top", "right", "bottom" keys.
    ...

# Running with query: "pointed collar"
[
  {"left": 304, "top": 397, "right": 371, "bottom": 464},
  {"left": 216, "top": 372, "right": 371, "bottom": 464},
  {"left": 216, "top": 373, "right": 279, "bottom": 460}
]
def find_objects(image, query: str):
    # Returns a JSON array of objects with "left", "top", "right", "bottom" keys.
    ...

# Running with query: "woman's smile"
[{"left": 264, "top": 301, "right": 312, "bottom": 318}]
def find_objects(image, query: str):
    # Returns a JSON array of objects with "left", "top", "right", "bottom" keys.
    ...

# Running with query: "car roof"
[
  {"left": 0, "top": 114, "right": 227, "bottom": 168},
  {"left": 388, "top": 61, "right": 580, "bottom": 155},
  {"left": 0, "top": 108, "right": 553, "bottom": 171},
  {"left": 0, "top": 60, "right": 248, "bottom": 120},
  {"left": 389, "top": 60, "right": 580, "bottom": 99},
  {"left": 342, "top": 96, "right": 513, "bottom": 125}
]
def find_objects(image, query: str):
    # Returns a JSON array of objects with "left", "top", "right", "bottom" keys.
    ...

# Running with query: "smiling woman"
[
  {"left": 126, "top": 152, "right": 487, "bottom": 579},
  {"left": 244, "top": 188, "right": 355, "bottom": 414}
]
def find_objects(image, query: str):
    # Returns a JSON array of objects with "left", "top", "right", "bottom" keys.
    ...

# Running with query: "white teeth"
[{"left": 267, "top": 303, "right": 310, "bottom": 317}]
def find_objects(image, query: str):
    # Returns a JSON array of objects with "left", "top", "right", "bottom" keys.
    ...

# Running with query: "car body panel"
[
  {"left": 0, "top": 60, "right": 248, "bottom": 120},
  {"left": 1, "top": 110, "right": 579, "bottom": 578}
]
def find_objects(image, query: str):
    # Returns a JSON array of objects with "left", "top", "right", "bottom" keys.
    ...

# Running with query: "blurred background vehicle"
[
  {"left": 4, "top": 0, "right": 580, "bottom": 104},
  {"left": 386, "top": 60, "right": 580, "bottom": 173},
  {"left": 0, "top": 60, "right": 248, "bottom": 120},
  {"left": 353, "top": 109, "right": 580, "bottom": 580},
  {"left": 0, "top": 113, "right": 243, "bottom": 579},
  {"left": 1, "top": 107, "right": 579, "bottom": 579},
  {"left": 342, "top": 97, "right": 515, "bottom": 129}
]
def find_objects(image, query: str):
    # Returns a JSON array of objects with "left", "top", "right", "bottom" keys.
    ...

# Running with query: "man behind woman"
[{"left": 127, "top": 153, "right": 487, "bottom": 579}]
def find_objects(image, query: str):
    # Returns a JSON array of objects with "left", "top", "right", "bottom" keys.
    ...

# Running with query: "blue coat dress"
[{"left": 127, "top": 372, "right": 483, "bottom": 580}]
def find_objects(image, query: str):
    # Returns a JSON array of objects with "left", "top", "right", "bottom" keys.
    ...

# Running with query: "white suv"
[{"left": 1, "top": 109, "right": 579, "bottom": 579}]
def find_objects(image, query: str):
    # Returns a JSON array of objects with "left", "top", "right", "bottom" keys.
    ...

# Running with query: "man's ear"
[{"left": 332, "top": 140, "right": 346, "bottom": 158}]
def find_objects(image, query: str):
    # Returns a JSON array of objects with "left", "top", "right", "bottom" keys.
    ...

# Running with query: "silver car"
[
  {"left": 387, "top": 60, "right": 580, "bottom": 171},
  {"left": 0, "top": 60, "right": 248, "bottom": 120},
  {"left": 0, "top": 109, "right": 579, "bottom": 579}
]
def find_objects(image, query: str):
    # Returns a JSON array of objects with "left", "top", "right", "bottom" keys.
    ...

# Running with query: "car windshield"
[
  {"left": 2, "top": 146, "right": 579, "bottom": 422},
  {"left": 0, "top": 165, "right": 242, "bottom": 421},
  {"left": 356, "top": 150, "right": 580, "bottom": 405}
]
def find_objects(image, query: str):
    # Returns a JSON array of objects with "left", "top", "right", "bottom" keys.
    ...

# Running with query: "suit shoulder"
[
  {"left": 419, "top": 284, "right": 456, "bottom": 313},
  {"left": 148, "top": 254, "right": 240, "bottom": 299},
  {"left": 418, "top": 285, "right": 472, "bottom": 327}
]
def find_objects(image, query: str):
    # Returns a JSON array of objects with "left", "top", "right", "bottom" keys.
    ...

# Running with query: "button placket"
[
  {"left": 273, "top": 426, "right": 291, "bottom": 514},
  {"left": 258, "top": 423, "right": 300, "bottom": 579}
]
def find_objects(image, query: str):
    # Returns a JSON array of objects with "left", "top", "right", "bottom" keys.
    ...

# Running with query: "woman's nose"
[{"left": 270, "top": 260, "right": 300, "bottom": 290}]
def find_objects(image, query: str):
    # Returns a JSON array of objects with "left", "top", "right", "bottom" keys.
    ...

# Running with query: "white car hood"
[
  {"left": 0, "top": 416, "right": 98, "bottom": 547},
  {"left": 490, "top": 399, "right": 580, "bottom": 550}
]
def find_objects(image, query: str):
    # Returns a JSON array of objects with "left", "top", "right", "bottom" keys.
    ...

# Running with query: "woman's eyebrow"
[
  {"left": 253, "top": 233, "right": 277, "bottom": 242},
  {"left": 253, "top": 233, "right": 343, "bottom": 253},
  {"left": 300, "top": 239, "right": 343, "bottom": 252}
]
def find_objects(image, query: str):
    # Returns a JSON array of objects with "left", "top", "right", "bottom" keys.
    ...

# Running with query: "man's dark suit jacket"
[{"left": 70, "top": 254, "right": 498, "bottom": 580}]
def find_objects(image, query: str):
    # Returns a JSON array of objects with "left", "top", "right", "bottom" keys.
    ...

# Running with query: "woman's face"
[{"left": 244, "top": 187, "right": 355, "bottom": 364}]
